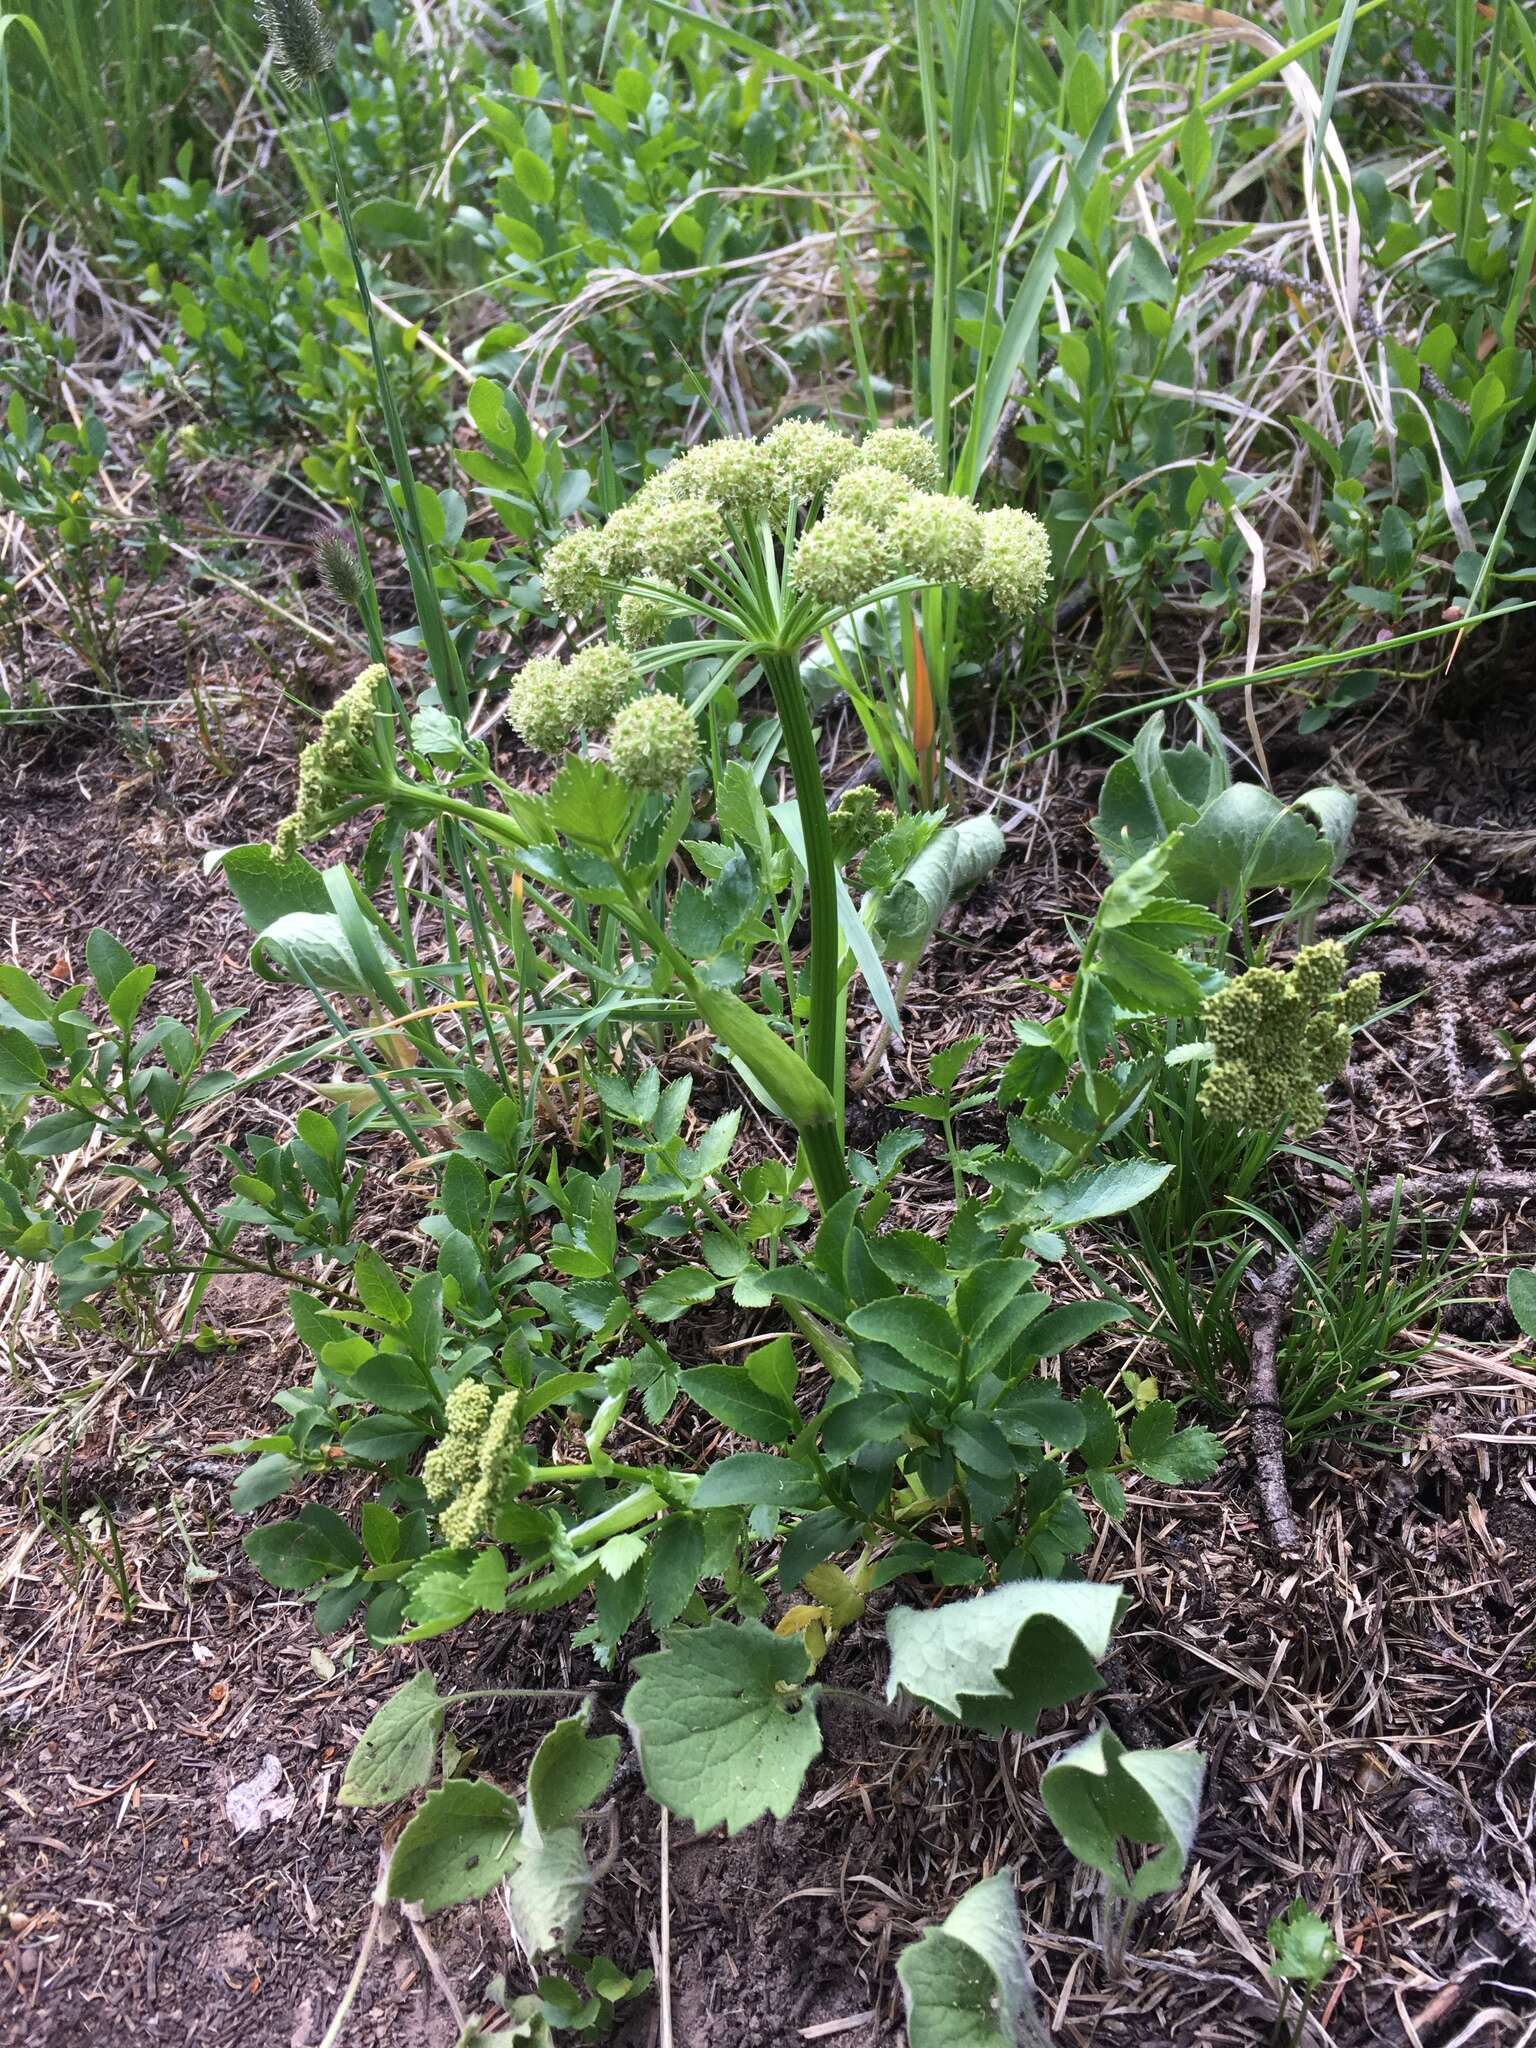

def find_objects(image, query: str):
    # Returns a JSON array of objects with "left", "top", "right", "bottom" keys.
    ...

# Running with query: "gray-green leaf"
[
  {"left": 340, "top": 1669, "right": 444, "bottom": 1808},
  {"left": 386, "top": 1777, "right": 522, "bottom": 1913},
  {"left": 897, "top": 1870, "right": 1052, "bottom": 2047},
  {"left": 624, "top": 1619, "right": 821, "bottom": 1834},
  {"left": 886, "top": 1581, "right": 1120, "bottom": 1733},
  {"left": 1040, "top": 1726, "right": 1204, "bottom": 1902}
]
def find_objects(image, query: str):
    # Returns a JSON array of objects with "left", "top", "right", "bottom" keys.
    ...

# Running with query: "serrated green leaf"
[
  {"left": 1040, "top": 1726, "right": 1204, "bottom": 1901},
  {"left": 340, "top": 1670, "right": 443, "bottom": 1808},
  {"left": 1268, "top": 1899, "right": 1342, "bottom": 1987},
  {"left": 624, "top": 1619, "right": 821, "bottom": 1834},
  {"left": 886, "top": 1581, "right": 1120, "bottom": 1733},
  {"left": 1127, "top": 1402, "right": 1224, "bottom": 1484},
  {"left": 387, "top": 1778, "right": 522, "bottom": 1912},
  {"left": 897, "top": 1870, "right": 1050, "bottom": 2047}
]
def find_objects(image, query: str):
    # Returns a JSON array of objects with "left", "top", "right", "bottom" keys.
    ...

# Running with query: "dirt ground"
[{"left": 5, "top": 633, "right": 1536, "bottom": 2046}]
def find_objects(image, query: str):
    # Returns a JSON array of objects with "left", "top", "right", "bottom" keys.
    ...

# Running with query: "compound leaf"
[{"left": 624, "top": 1619, "right": 820, "bottom": 1834}]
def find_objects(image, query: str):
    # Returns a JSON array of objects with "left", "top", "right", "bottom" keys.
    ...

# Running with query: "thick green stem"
[{"left": 759, "top": 646, "right": 842, "bottom": 1116}]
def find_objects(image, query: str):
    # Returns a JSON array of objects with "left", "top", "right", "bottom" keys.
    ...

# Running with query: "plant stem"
[{"left": 759, "top": 646, "right": 842, "bottom": 1118}]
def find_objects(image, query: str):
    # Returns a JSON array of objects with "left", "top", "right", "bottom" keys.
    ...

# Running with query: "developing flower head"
[
  {"left": 632, "top": 495, "right": 728, "bottom": 583},
  {"left": 540, "top": 528, "right": 608, "bottom": 618},
  {"left": 564, "top": 642, "right": 640, "bottom": 731},
  {"left": 763, "top": 418, "right": 858, "bottom": 499},
  {"left": 824, "top": 465, "right": 914, "bottom": 530},
  {"left": 315, "top": 529, "right": 366, "bottom": 609},
  {"left": 507, "top": 654, "right": 574, "bottom": 753},
  {"left": 855, "top": 426, "right": 943, "bottom": 493},
  {"left": 887, "top": 491, "right": 985, "bottom": 585},
  {"left": 1199, "top": 946, "right": 1380, "bottom": 1133},
  {"left": 273, "top": 662, "right": 389, "bottom": 860},
  {"left": 829, "top": 784, "right": 893, "bottom": 867},
  {"left": 257, "top": 0, "right": 334, "bottom": 85},
  {"left": 608, "top": 690, "right": 700, "bottom": 792},
  {"left": 677, "top": 436, "right": 779, "bottom": 520},
  {"left": 975, "top": 507, "right": 1051, "bottom": 618},
  {"left": 789, "top": 515, "right": 894, "bottom": 608},
  {"left": 422, "top": 1381, "right": 525, "bottom": 1549},
  {"left": 617, "top": 581, "right": 686, "bottom": 651}
]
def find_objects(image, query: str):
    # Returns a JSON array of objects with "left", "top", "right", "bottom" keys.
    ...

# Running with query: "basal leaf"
[
  {"left": 340, "top": 1669, "right": 444, "bottom": 1808},
  {"left": 386, "top": 1777, "right": 522, "bottom": 1913},
  {"left": 526, "top": 1710, "right": 619, "bottom": 1837},
  {"left": 897, "top": 1870, "right": 1051, "bottom": 2047},
  {"left": 624, "top": 1619, "right": 821, "bottom": 1834},
  {"left": 886, "top": 1581, "right": 1120, "bottom": 1733},
  {"left": 1040, "top": 1726, "right": 1204, "bottom": 1902}
]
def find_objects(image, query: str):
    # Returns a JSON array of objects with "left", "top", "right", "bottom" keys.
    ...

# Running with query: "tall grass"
[{"left": 0, "top": 0, "right": 233, "bottom": 235}]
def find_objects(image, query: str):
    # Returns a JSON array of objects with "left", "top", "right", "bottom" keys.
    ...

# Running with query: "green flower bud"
[
  {"left": 1335, "top": 971, "right": 1380, "bottom": 1030},
  {"left": 887, "top": 491, "right": 985, "bottom": 585},
  {"left": 257, "top": 0, "right": 334, "bottom": 85},
  {"left": 974, "top": 507, "right": 1051, "bottom": 617},
  {"left": 829, "top": 785, "right": 892, "bottom": 866},
  {"left": 507, "top": 654, "right": 574, "bottom": 753},
  {"left": 617, "top": 581, "right": 686, "bottom": 651},
  {"left": 608, "top": 690, "right": 700, "bottom": 792},
  {"left": 565, "top": 642, "right": 640, "bottom": 731},
  {"left": 540, "top": 528, "right": 608, "bottom": 617},
  {"left": 824, "top": 466, "right": 914, "bottom": 529},
  {"left": 1292, "top": 941, "right": 1346, "bottom": 1005},
  {"left": 633, "top": 495, "right": 728, "bottom": 582},
  {"left": 855, "top": 426, "right": 942, "bottom": 492},
  {"left": 273, "top": 663, "right": 390, "bottom": 859},
  {"left": 763, "top": 418, "right": 858, "bottom": 499},
  {"left": 596, "top": 500, "right": 650, "bottom": 581},
  {"left": 789, "top": 515, "right": 894, "bottom": 607}
]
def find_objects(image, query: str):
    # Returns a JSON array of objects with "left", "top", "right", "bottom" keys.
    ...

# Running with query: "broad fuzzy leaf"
[
  {"left": 1040, "top": 1726, "right": 1204, "bottom": 1902},
  {"left": 526, "top": 1711, "right": 619, "bottom": 1838},
  {"left": 387, "top": 1778, "right": 522, "bottom": 1913},
  {"left": 624, "top": 1619, "right": 821, "bottom": 1834},
  {"left": 897, "top": 1871, "right": 1052, "bottom": 2047},
  {"left": 886, "top": 1581, "right": 1120, "bottom": 1733},
  {"left": 341, "top": 1670, "right": 443, "bottom": 1808}
]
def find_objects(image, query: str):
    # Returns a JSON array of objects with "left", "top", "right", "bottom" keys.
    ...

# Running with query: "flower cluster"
[
  {"left": 506, "top": 643, "right": 641, "bottom": 753},
  {"left": 1198, "top": 942, "right": 1380, "bottom": 1132},
  {"left": 421, "top": 1378, "right": 525, "bottom": 1549},
  {"left": 607, "top": 690, "right": 700, "bottom": 792},
  {"left": 828, "top": 785, "right": 894, "bottom": 871},
  {"left": 273, "top": 663, "right": 390, "bottom": 861},
  {"left": 537, "top": 423, "right": 1050, "bottom": 624}
]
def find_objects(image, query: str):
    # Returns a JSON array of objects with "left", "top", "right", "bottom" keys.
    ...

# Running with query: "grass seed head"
[{"left": 256, "top": 0, "right": 335, "bottom": 86}]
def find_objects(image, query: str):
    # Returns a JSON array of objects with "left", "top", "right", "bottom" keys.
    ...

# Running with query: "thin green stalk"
[{"left": 759, "top": 646, "right": 842, "bottom": 1112}]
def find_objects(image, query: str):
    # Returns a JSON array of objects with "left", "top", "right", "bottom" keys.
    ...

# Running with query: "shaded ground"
[{"left": 4, "top": 635, "right": 1536, "bottom": 2046}]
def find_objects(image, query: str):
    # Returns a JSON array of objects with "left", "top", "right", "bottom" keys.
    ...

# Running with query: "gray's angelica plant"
[{"left": 532, "top": 422, "right": 1050, "bottom": 1114}]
